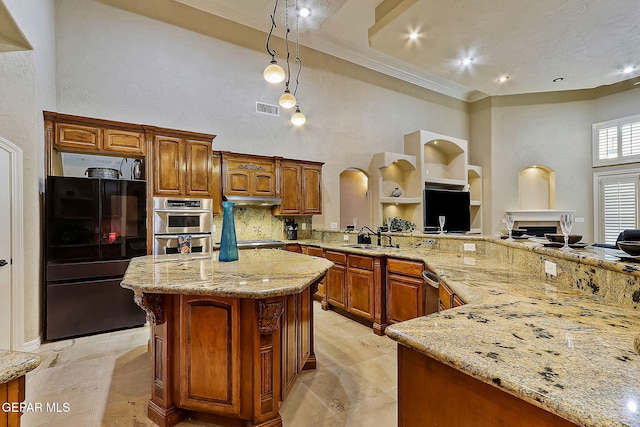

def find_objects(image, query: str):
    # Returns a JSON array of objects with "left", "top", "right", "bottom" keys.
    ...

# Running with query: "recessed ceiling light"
[
  {"left": 623, "top": 66, "right": 635, "bottom": 74},
  {"left": 298, "top": 7, "right": 311, "bottom": 17},
  {"left": 461, "top": 58, "right": 473, "bottom": 65},
  {"left": 409, "top": 32, "right": 419, "bottom": 40},
  {"left": 497, "top": 76, "right": 509, "bottom": 83},
  {"left": 552, "top": 77, "right": 564, "bottom": 82}
]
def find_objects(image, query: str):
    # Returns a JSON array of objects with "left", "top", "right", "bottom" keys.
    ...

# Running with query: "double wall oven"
[{"left": 153, "top": 197, "right": 213, "bottom": 255}]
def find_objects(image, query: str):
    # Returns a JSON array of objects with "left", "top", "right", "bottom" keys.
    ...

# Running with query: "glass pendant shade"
[
  {"left": 264, "top": 60, "right": 285, "bottom": 83},
  {"left": 279, "top": 89, "right": 297, "bottom": 109},
  {"left": 291, "top": 107, "right": 306, "bottom": 126}
]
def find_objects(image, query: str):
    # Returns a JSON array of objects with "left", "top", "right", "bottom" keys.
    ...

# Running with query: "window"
[
  {"left": 593, "top": 114, "right": 640, "bottom": 166},
  {"left": 594, "top": 171, "right": 640, "bottom": 244}
]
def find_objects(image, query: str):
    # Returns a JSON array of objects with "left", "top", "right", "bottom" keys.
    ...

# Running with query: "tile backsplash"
[{"left": 211, "top": 206, "right": 312, "bottom": 242}]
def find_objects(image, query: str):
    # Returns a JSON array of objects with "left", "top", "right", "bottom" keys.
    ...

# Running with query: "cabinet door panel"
[
  {"left": 387, "top": 273, "right": 423, "bottom": 323},
  {"left": 279, "top": 164, "right": 301, "bottom": 214},
  {"left": 253, "top": 171, "right": 275, "bottom": 196},
  {"left": 439, "top": 282, "right": 454, "bottom": 311},
  {"left": 327, "top": 265, "right": 346, "bottom": 309},
  {"left": 55, "top": 123, "right": 101, "bottom": 151},
  {"left": 104, "top": 129, "right": 145, "bottom": 155},
  {"left": 302, "top": 166, "right": 322, "bottom": 214},
  {"left": 227, "top": 172, "right": 250, "bottom": 194},
  {"left": 282, "top": 293, "right": 297, "bottom": 398},
  {"left": 154, "top": 136, "right": 183, "bottom": 195},
  {"left": 297, "top": 287, "right": 311, "bottom": 371},
  {"left": 348, "top": 268, "right": 374, "bottom": 320},
  {"left": 186, "top": 139, "right": 212, "bottom": 196}
]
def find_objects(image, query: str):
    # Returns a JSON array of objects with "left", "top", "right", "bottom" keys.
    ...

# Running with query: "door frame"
[{"left": 0, "top": 136, "right": 25, "bottom": 351}]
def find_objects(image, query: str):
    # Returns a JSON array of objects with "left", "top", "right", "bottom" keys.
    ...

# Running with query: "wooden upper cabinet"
[
  {"left": 153, "top": 135, "right": 213, "bottom": 197},
  {"left": 302, "top": 164, "right": 322, "bottom": 214},
  {"left": 185, "top": 139, "right": 213, "bottom": 196},
  {"left": 55, "top": 123, "right": 102, "bottom": 151},
  {"left": 273, "top": 159, "right": 323, "bottom": 216},
  {"left": 154, "top": 136, "right": 183, "bottom": 196},
  {"left": 222, "top": 153, "right": 275, "bottom": 197},
  {"left": 103, "top": 128, "right": 146, "bottom": 155}
]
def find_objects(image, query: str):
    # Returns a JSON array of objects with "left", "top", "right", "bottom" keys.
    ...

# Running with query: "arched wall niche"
[
  {"left": 339, "top": 168, "right": 370, "bottom": 229},
  {"left": 518, "top": 165, "right": 556, "bottom": 210}
]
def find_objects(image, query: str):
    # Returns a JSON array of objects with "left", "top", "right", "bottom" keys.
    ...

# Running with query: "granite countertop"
[
  {"left": 293, "top": 239, "right": 640, "bottom": 427},
  {"left": 121, "top": 249, "right": 333, "bottom": 298},
  {"left": 0, "top": 350, "right": 41, "bottom": 384}
]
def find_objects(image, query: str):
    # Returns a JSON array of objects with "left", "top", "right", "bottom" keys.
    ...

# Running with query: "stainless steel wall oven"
[{"left": 152, "top": 197, "right": 213, "bottom": 255}]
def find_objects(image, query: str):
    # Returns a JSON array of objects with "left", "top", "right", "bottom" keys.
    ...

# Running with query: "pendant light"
[
  {"left": 263, "top": 0, "right": 285, "bottom": 84},
  {"left": 290, "top": 0, "right": 306, "bottom": 126},
  {"left": 278, "top": 0, "right": 297, "bottom": 109},
  {"left": 291, "top": 105, "right": 306, "bottom": 126}
]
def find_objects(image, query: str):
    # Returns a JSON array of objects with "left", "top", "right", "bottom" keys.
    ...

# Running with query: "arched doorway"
[{"left": 339, "top": 168, "right": 370, "bottom": 230}]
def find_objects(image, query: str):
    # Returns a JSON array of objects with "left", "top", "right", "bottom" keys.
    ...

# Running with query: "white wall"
[
  {"left": 54, "top": 0, "right": 469, "bottom": 231},
  {"left": 0, "top": 0, "right": 56, "bottom": 343}
]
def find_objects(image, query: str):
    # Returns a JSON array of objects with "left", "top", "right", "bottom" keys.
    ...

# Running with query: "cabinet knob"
[{"left": 0, "top": 259, "right": 8, "bottom": 267}]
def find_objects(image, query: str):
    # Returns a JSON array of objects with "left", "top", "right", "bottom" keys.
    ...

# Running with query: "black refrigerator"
[{"left": 45, "top": 176, "right": 147, "bottom": 340}]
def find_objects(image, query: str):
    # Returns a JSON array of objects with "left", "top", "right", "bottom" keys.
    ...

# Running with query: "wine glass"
[
  {"left": 505, "top": 214, "right": 515, "bottom": 241},
  {"left": 353, "top": 217, "right": 357, "bottom": 230},
  {"left": 438, "top": 215, "right": 446, "bottom": 234},
  {"left": 560, "top": 214, "right": 574, "bottom": 251}
]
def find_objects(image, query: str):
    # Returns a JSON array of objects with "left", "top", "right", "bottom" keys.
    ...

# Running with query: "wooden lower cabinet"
[
  {"left": 347, "top": 266, "right": 375, "bottom": 321},
  {"left": 1, "top": 376, "right": 26, "bottom": 427},
  {"left": 302, "top": 246, "right": 326, "bottom": 301},
  {"left": 325, "top": 251, "right": 347, "bottom": 309},
  {"left": 386, "top": 258, "right": 425, "bottom": 324},
  {"left": 398, "top": 345, "right": 578, "bottom": 427},
  {"left": 144, "top": 285, "right": 318, "bottom": 427}
]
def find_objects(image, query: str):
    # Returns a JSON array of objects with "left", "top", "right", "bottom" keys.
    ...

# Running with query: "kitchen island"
[{"left": 121, "top": 250, "right": 332, "bottom": 427}]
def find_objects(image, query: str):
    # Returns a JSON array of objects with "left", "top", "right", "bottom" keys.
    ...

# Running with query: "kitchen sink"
[{"left": 342, "top": 244, "right": 384, "bottom": 250}]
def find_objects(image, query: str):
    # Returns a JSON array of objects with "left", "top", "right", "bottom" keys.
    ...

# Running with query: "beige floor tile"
[
  {"left": 28, "top": 357, "right": 105, "bottom": 395},
  {"left": 355, "top": 332, "right": 398, "bottom": 354},
  {"left": 95, "top": 366, "right": 152, "bottom": 406},
  {"left": 335, "top": 392, "right": 398, "bottom": 427},
  {"left": 281, "top": 379, "right": 330, "bottom": 425},
  {"left": 347, "top": 352, "right": 397, "bottom": 393},
  {"left": 25, "top": 409, "right": 94, "bottom": 427},
  {"left": 301, "top": 366, "right": 386, "bottom": 415},
  {"left": 106, "top": 332, "right": 151, "bottom": 354},
  {"left": 101, "top": 345, "right": 150, "bottom": 379},
  {"left": 22, "top": 380, "right": 100, "bottom": 426},
  {"left": 90, "top": 393, "right": 154, "bottom": 427},
  {"left": 315, "top": 334, "right": 385, "bottom": 368},
  {"left": 40, "top": 340, "right": 110, "bottom": 370},
  {"left": 386, "top": 387, "right": 398, "bottom": 401}
]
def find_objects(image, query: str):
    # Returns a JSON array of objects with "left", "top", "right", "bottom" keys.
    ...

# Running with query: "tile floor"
[{"left": 23, "top": 302, "right": 398, "bottom": 426}]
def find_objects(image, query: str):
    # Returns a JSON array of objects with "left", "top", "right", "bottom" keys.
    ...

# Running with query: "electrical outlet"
[
  {"left": 463, "top": 243, "right": 476, "bottom": 252},
  {"left": 343, "top": 234, "right": 349, "bottom": 241},
  {"left": 330, "top": 222, "right": 338, "bottom": 230},
  {"left": 212, "top": 225, "right": 217, "bottom": 233},
  {"left": 301, "top": 223, "right": 306, "bottom": 230},
  {"left": 544, "top": 260, "right": 557, "bottom": 276}
]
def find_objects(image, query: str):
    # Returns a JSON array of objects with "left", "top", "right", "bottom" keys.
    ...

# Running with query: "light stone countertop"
[
  {"left": 0, "top": 350, "right": 41, "bottom": 384},
  {"left": 121, "top": 249, "right": 333, "bottom": 298},
  {"left": 292, "top": 239, "right": 640, "bottom": 427}
]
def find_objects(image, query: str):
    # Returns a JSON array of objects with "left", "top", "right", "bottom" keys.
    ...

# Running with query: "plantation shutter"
[
  {"left": 594, "top": 114, "right": 640, "bottom": 166},
  {"left": 600, "top": 176, "right": 638, "bottom": 244}
]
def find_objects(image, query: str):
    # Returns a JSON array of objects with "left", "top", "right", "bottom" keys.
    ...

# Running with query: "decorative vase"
[
  {"left": 219, "top": 201, "right": 239, "bottom": 262},
  {"left": 391, "top": 187, "right": 403, "bottom": 197}
]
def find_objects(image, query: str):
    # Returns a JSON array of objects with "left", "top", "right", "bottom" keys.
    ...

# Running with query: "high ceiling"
[{"left": 177, "top": 0, "right": 640, "bottom": 101}]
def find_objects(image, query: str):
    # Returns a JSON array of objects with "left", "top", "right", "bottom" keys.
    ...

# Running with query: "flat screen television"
[{"left": 424, "top": 188, "right": 471, "bottom": 233}]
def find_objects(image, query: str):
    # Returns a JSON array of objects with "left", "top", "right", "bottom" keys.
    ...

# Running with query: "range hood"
[{"left": 224, "top": 195, "right": 282, "bottom": 206}]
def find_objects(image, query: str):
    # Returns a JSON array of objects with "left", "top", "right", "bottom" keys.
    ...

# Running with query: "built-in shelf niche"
[
  {"left": 405, "top": 130, "right": 468, "bottom": 189},
  {"left": 518, "top": 165, "right": 556, "bottom": 210},
  {"left": 467, "top": 165, "right": 482, "bottom": 234},
  {"left": 369, "top": 152, "right": 422, "bottom": 227}
]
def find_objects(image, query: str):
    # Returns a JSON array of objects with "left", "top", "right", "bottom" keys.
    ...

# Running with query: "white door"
[{"left": 0, "top": 145, "right": 12, "bottom": 349}]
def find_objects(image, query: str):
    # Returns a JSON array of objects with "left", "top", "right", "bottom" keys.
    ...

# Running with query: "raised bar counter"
[
  {"left": 121, "top": 250, "right": 333, "bottom": 427},
  {"left": 291, "top": 235, "right": 640, "bottom": 426}
]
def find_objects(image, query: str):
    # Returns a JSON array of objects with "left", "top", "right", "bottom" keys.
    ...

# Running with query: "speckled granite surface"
[
  {"left": 294, "top": 237, "right": 640, "bottom": 427},
  {"left": 0, "top": 350, "right": 41, "bottom": 384},
  {"left": 121, "top": 249, "right": 333, "bottom": 298}
]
